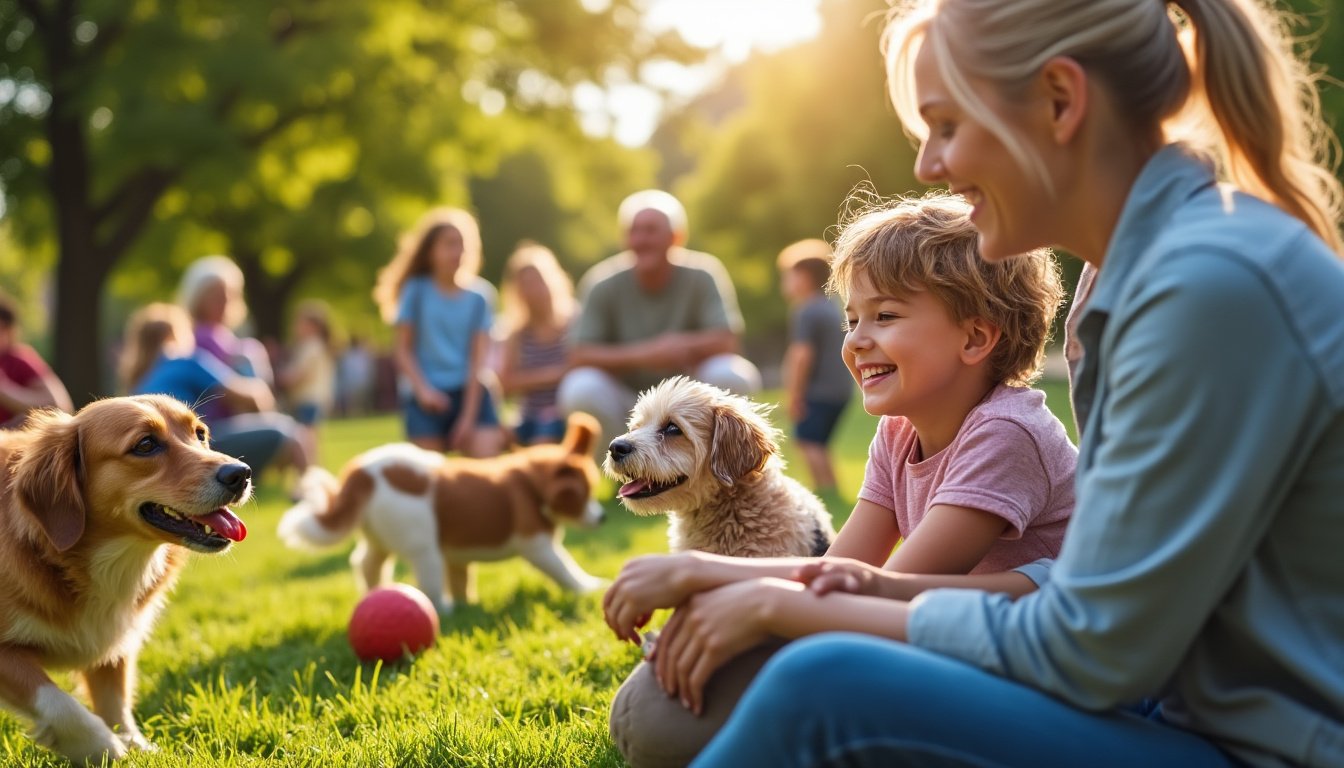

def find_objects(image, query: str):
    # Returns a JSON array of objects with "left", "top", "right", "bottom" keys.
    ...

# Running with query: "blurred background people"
[
  {"left": 497, "top": 242, "right": 576, "bottom": 446},
  {"left": 120, "top": 302, "right": 310, "bottom": 482},
  {"left": 277, "top": 299, "right": 336, "bottom": 464},
  {"left": 373, "top": 207, "right": 506, "bottom": 457},
  {"left": 778, "top": 238, "right": 852, "bottom": 494},
  {"left": 0, "top": 291, "right": 72, "bottom": 428},
  {"left": 559, "top": 190, "right": 761, "bottom": 451},
  {"left": 178, "top": 255, "right": 275, "bottom": 384}
]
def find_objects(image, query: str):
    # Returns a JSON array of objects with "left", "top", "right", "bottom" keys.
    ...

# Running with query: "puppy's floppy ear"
[
  {"left": 539, "top": 464, "right": 590, "bottom": 518},
  {"left": 562, "top": 412, "right": 601, "bottom": 457},
  {"left": 13, "top": 410, "right": 87, "bottom": 552},
  {"left": 709, "top": 402, "right": 776, "bottom": 486}
]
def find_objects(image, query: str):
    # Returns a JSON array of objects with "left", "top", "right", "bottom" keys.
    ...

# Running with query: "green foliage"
[
  {"left": 0, "top": 0, "right": 696, "bottom": 398},
  {"left": 668, "top": 0, "right": 921, "bottom": 345}
]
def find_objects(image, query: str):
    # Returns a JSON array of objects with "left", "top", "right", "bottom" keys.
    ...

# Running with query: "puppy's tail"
[{"left": 278, "top": 465, "right": 360, "bottom": 548}]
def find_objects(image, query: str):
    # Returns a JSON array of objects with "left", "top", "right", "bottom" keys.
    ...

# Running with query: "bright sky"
[{"left": 576, "top": 0, "right": 824, "bottom": 146}]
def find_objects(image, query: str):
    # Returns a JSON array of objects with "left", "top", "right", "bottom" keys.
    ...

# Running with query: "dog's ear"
[
  {"left": 544, "top": 465, "right": 589, "bottom": 517},
  {"left": 13, "top": 410, "right": 87, "bottom": 552},
  {"left": 710, "top": 403, "right": 775, "bottom": 486},
  {"left": 562, "top": 412, "right": 600, "bottom": 457}
]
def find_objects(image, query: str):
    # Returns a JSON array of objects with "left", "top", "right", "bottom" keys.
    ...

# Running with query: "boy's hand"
[
  {"left": 793, "top": 557, "right": 884, "bottom": 597},
  {"left": 603, "top": 553, "right": 691, "bottom": 643},
  {"left": 788, "top": 397, "right": 805, "bottom": 424}
]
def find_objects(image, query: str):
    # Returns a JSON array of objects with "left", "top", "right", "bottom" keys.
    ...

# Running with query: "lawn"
[{"left": 0, "top": 380, "right": 1074, "bottom": 767}]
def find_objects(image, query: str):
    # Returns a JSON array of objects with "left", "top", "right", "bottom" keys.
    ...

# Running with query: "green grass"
[{"left": 0, "top": 382, "right": 1074, "bottom": 767}]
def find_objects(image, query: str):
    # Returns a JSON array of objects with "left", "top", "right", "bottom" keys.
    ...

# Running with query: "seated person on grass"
[{"left": 604, "top": 192, "right": 1076, "bottom": 768}]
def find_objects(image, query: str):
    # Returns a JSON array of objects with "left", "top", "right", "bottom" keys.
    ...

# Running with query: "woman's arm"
[{"left": 654, "top": 578, "right": 913, "bottom": 714}]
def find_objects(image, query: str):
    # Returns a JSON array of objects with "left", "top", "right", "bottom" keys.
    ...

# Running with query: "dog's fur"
[
  {"left": 278, "top": 413, "right": 606, "bottom": 615},
  {"left": 0, "top": 396, "right": 252, "bottom": 764},
  {"left": 605, "top": 377, "right": 835, "bottom": 557}
]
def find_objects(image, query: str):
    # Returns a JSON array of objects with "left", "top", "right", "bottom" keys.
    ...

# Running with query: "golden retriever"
[
  {"left": 278, "top": 412, "right": 606, "bottom": 616},
  {"left": 0, "top": 395, "right": 251, "bottom": 764},
  {"left": 605, "top": 376, "right": 835, "bottom": 557}
]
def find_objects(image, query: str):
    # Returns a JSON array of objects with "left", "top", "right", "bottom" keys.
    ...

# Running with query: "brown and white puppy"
[
  {"left": 278, "top": 412, "right": 606, "bottom": 616},
  {"left": 605, "top": 376, "right": 835, "bottom": 557},
  {"left": 0, "top": 396, "right": 251, "bottom": 764}
]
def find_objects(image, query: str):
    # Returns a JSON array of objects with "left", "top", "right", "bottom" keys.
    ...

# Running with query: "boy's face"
[{"left": 842, "top": 273, "right": 973, "bottom": 420}]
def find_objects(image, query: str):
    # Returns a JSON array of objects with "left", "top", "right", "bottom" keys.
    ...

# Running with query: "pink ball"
[{"left": 347, "top": 584, "right": 440, "bottom": 664}]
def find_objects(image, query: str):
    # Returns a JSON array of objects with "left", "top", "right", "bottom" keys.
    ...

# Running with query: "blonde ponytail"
[{"left": 1169, "top": 0, "right": 1343, "bottom": 253}]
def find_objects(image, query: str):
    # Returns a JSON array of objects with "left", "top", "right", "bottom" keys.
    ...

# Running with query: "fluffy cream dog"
[{"left": 604, "top": 376, "right": 834, "bottom": 557}]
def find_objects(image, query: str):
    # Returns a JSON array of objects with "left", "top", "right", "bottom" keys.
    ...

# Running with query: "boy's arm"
[
  {"left": 825, "top": 498, "right": 903, "bottom": 565},
  {"left": 603, "top": 551, "right": 819, "bottom": 643},
  {"left": 782, "top": 341, "right": 814, "bottom": 422},
  {"left": 884, "top": 504, "right": 1010, "bottom": 575}
]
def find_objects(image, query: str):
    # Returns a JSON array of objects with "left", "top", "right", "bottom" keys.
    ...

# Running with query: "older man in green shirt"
[{"left": 558, "top": 190, "right": 761, "bottom": 453}]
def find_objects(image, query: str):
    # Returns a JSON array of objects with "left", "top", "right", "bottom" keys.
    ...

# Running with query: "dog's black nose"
[
  {"left": 216, "top": 463, "right": 252, "bottom": 494},
  {"left": 608, "top": 439, "right": 634, "bottom": 461}
]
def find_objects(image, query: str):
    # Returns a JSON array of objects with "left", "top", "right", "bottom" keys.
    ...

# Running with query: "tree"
[
  {"left": 0, "top": 0, "right": 696, "bottom": 403},
  {"left": 665, "top": 0, "right": 920, "bottom": 352}
]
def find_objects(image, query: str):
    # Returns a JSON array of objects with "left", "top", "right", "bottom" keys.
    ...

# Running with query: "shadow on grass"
[{"left": 283, "top": 548, "right": 355, "bottom": 580}]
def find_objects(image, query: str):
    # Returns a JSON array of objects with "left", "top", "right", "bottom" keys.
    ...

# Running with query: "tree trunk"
[
  {"left": 236, "top": 253, "right": 304, "bottom": 346},
  {"left": 42, "top": 4, "right": 110, "bottom": 407}
]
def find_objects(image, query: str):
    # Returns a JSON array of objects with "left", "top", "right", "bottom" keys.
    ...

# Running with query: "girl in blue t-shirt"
[{"left": 373, "top": 207, "right": 505, "bottom": 457}]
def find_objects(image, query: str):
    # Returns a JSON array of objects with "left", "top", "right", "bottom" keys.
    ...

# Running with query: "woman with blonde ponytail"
[{"left": 690, "top": 1, "right": 1344, "bottom": 766}]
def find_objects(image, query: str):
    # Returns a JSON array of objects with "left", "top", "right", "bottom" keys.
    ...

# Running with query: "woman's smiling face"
[{"left": 911, "top": 39, "right": 1055, "bottom": 262}]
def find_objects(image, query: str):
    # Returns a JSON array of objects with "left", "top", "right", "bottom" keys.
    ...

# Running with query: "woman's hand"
[
  {"left": 653, "top": 577, "right": 794, "bottom": 715},
  {"left": 603, "top": 553, "right": 694, "bottom": 643},
  {"left": 415, "top": 386, "right": 450, "bottom": 414},
  {"left": 793, "top": 557, "right": 887, "bottom": 597}
]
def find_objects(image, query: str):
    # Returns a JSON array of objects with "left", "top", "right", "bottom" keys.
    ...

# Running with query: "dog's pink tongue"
[
  {"left": 191, "top": 509, "right": 248, "bottom": 542},
  {"left": 619, "top": 480, "right": 650, "bottom": 498}
]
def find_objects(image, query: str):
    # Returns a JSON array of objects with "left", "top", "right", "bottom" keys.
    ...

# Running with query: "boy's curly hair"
[{"left": 828, "top": 191, "right": 1064, "bottom": 387}]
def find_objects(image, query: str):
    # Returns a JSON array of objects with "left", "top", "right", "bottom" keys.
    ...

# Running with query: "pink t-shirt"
[{"left": 858, "top": 384, "right": 1076, "bottom": 573}]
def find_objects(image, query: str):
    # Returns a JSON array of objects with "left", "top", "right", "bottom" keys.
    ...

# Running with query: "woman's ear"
[
  {"left": 960, "top": 316, "right": 1003, "bottom": 367},
  {"left": 1039, "top": 56, "right": 1088, "bottom": 145}
]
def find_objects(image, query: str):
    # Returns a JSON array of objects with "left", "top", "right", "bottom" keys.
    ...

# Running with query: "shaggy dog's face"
[{"left": 604, "top": 377, "right": 778, "bottom": 515}]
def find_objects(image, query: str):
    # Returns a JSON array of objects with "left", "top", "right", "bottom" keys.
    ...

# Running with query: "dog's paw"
[
  {"left": 30, "top": 690, "right": 127, "bottom": 764},
  {"left": 117, "top": 726, "right": 156, "bottom": 752},
  {"left": 576, "top": 576, "right": 611, "bottom": 594}
]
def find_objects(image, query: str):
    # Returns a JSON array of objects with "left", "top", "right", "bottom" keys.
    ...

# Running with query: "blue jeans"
[{"left": 692, "top": 634, "right": 1240, "bottom": 768}]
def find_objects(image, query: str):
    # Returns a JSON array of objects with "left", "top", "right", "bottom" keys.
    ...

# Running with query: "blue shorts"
[
  {"left": 795, "top": 398, "right": 849, "bottom": 445},
  {"left": 403, "top": 387, "right": 500, "bottom": 440},
  {"left": 514, "top": 415, "right": 566, "bottom": 445}
]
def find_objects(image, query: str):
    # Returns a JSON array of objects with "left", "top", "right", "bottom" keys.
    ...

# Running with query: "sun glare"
[
  {"left": 645, "top": 0, "right": 823, "bottom": 62},
  {"left": 590, "top": 0, "right": 823, "bottom": 146}
]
